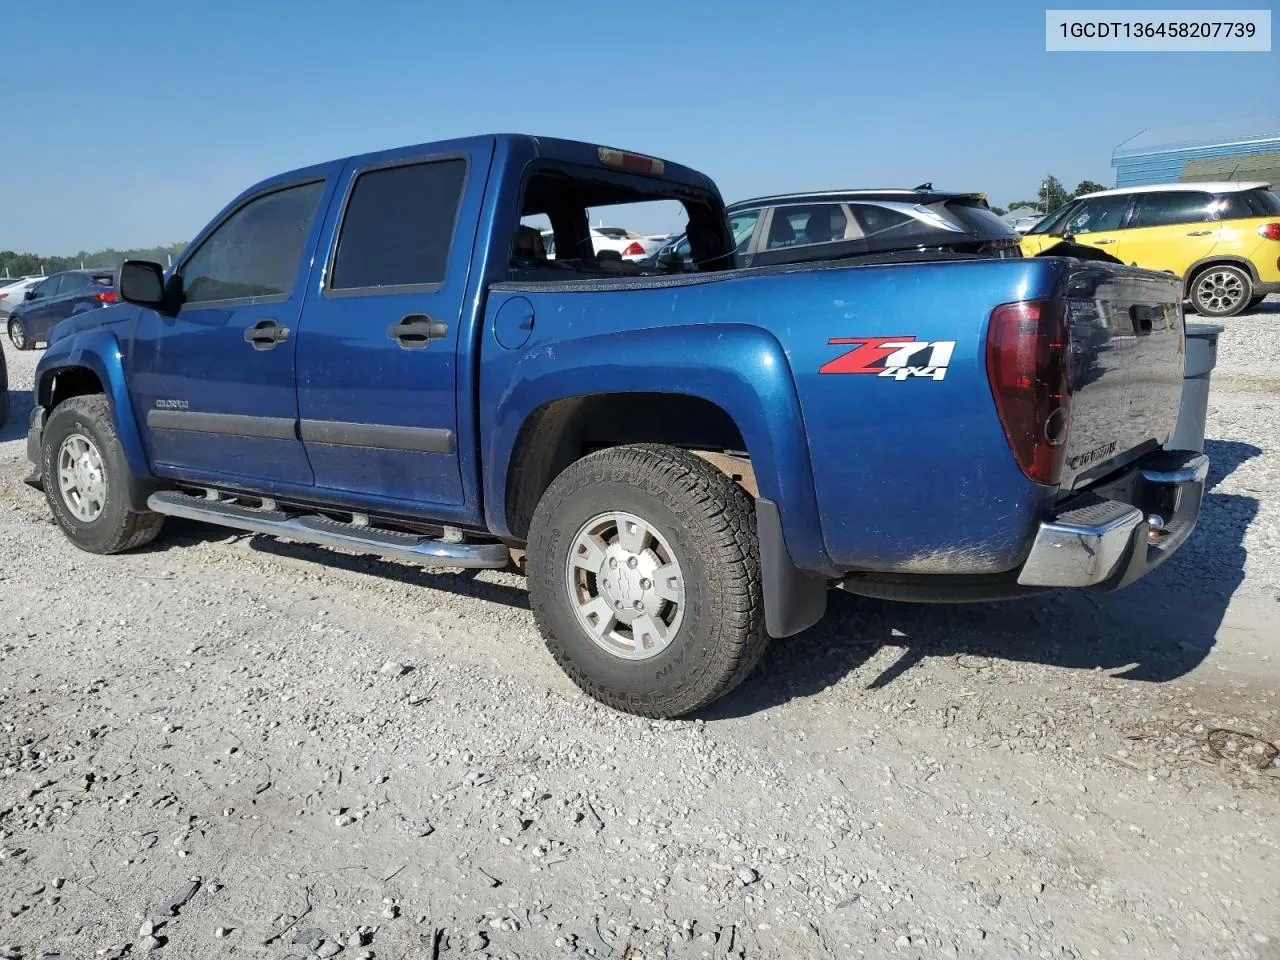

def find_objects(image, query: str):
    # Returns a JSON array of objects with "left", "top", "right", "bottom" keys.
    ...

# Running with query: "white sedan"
[
  {"left": 0, "top": 276, "right": 44, "bottom": 319},
  {"left": 590, "top": 227, "right": 667, "bottom": 261}
]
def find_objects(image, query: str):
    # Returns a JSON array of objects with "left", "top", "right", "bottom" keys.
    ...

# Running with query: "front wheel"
[
  {"left": 8, "top": 317, "right": 32, "bottom": 350},
  {"left": 41, "top": 395, "right": 165, "bottom": 554},
  {"left": 1189, "top": 265, "right": 1253, "bottom": 318},
  {"left": 526, "top": 444, "right": 767, "bottom": 718}
]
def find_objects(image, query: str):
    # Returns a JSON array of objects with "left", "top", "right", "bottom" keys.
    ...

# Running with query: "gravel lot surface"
[{"left": 1, "top": 301, "right": 1278, "bottom": 960}]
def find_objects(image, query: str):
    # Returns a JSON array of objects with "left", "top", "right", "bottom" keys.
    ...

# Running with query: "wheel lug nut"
[
  {"left": 632, "top": 600, "right": 643, "bottom": 610},
  {"left": 627, "top": 557, "right": 638, "bottom": 569},
  {"left": 609, "top": 558, "right": 617, "bottom": 569},
  {"left": 640, "top": 578, "right": 651, "bottom": 590}
]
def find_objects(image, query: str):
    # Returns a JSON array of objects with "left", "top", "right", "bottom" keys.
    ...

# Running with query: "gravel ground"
[{"left": 1, "top": 301, "right": 1278, "bottom": 960}]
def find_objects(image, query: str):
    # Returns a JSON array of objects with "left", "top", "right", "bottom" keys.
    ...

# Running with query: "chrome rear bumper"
[{"left": 1018, "top": 450, "right": 1209, "bottom": 589}]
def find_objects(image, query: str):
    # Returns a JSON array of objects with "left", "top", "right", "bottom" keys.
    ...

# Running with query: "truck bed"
[{"left": 489, "top": 254, "right": 1184, "bottom": 576}]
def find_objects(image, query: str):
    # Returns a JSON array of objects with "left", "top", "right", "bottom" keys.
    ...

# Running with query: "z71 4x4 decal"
[{"left": 819, "top": 336, "right": 957, "bottom": 381}]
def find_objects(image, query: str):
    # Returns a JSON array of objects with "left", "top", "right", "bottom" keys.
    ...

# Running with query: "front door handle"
[
  {"left": 388, "top": 313, "right": 448, "bottom": 350},
  {"left": 1090, "top": 239, "right": 1116, "bottom": 245},
  {"left": 244, "top": 318, "right": 290, "bottom": 351},
  {"left": 1186, "top": 230, "right": 1213, "bottom": 236}
]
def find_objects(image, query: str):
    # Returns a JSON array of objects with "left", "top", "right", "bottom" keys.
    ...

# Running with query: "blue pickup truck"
[{"left": 26, "top": 134, "right": 1206, "bottom": 717}]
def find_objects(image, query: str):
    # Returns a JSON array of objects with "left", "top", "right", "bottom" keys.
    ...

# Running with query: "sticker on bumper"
[{"left": 820, "top": 337, "right": 957, "bottom": 381}]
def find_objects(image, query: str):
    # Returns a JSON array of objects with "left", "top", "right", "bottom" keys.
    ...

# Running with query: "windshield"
[{"left": 1029, "top": 200, "right": 1079, "bottom": 235}]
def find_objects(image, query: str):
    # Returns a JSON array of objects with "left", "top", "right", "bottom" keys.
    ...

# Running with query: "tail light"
[
  {"left": 621, "top": 242, "right": 646, "bottom": 257},
  {"left": 986, "top": 300, "right": 1072, "bottom": 486},
  {"left": 0, "top": 293, "right": 7, "bottom": 301},
  {"left": 1257, "top": 223, "right": 1280, "bottom": 241},
  {"left": 95, "top": 291, "right": 118, "bottom": 303}
]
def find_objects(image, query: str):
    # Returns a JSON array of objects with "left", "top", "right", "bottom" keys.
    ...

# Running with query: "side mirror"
[
  {"left": 23, "top": 289, "right": 37, "bottom": 301},
  {"left": 117, "top": 260, "right": 170, "bottom": 311}
]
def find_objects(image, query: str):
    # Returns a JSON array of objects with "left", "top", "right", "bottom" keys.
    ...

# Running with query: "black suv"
[{"left": 649, "top": 188, "right": 1020, "bottom": 269}]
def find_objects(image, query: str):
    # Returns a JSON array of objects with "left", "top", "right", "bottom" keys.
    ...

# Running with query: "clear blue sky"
[{"left": 1, "top": 0, "right": 1275, "bottom": 252}]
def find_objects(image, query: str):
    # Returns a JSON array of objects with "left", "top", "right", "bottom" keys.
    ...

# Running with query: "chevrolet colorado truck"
[{"left": 26, "top": 134, "right": 1207, "bottom": 718}]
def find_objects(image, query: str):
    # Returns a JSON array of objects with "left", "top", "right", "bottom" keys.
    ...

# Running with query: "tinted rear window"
[
  {"left": 944, "top": 201, "right": 1017, "bottom": 236},
  {"left": 848, "top": 199, "right": 1010, "bottom": 242},
  {"left": 1133, "top": 191, "right": 1215, "bottom": 228},
  {"left": 330, "top": 158, "right": 467, "bottom": 290},
  {"left": 57, "top": 273, "right": 90, "bottom": 293},
  {"left": 1245, "top": 189, "right": 1280, "bottom": 216}
]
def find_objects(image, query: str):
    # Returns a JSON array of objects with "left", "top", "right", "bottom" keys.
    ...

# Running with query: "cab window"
[
  {"left": 765, "top": 204, "right": 848, "bottom": 249},
  {"left": 729, "top": 210, "right": 761, "bottom": 253},
  {"left": 183, "top": 181, "right": 325, "bottom": 304},
  {"left": 1062, "top": 194, "right": 1132, "bottom": 235},
  {"left": 31, "top": 276, "right": 62, "bottom": 298},
  {"left": 1132, "top": 191, "right": 1215, "bottom": 228}
]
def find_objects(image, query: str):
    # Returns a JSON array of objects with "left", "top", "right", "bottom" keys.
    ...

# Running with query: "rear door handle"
[
  {"left": 243, "top": 318, "right": 290, "bottom": 351},
  {"left": 388, "top": 313, "right": 448, "bottom": 350},
  {"left": 1186, "top": 230, "right": 1213, "bottom": 236},
  {"left": 1091, "top": 239, "right": 1116, "bottom": 245}
]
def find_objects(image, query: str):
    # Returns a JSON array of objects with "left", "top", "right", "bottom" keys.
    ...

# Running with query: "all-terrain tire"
[
  {"left": 526, "top": 443, "right": 766, "bottom": 718},
  {"left": 41, "top": 395, "right": 165, "bottom": 554}
]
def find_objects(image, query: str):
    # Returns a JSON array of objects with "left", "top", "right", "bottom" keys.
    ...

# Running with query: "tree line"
[
  {"left": 1, "top": 243, "right": 188, "bottom": 279},
  {"left": 989, "top": 176, "right": 1109, "bottom": 217}
]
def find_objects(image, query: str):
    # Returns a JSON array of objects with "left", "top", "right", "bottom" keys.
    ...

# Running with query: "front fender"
[
  {"left": 483, "top": 323, "right": 835, "bottom": 575},
  {"left": 36, "top": 329, "right": 153, "bottom": 488}
]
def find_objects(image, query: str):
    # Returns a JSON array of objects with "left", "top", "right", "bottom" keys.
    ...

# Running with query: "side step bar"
[{"left": 147, "top": 491, "right": 510, "bottom": 569}]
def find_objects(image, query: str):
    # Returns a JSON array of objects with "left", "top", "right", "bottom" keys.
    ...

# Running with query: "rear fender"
[
  {"left": 36, "top": 330, "right": 155, "bottom": 507},
  {"left": 484, "top": 323, "right": 835, "bottom": 575}
]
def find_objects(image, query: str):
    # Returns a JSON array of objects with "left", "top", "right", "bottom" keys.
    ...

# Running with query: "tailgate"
[{"left": 1061, "top": 262, "right": 1185, "bottom": 490}]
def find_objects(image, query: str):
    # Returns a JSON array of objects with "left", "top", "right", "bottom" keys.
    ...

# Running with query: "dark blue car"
[{"left": 7, "top": 269, "right": 117, "bottom": 350}]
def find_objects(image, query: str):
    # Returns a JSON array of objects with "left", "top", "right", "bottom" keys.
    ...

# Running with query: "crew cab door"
[
  {"left": 295, "top": 144, "right": 491, "bottom": 507},
  {"left": 129, "top": 176, "right": 333, "bottom": 486}
]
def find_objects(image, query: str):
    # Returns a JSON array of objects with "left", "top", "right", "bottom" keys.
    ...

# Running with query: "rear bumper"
[{"left": 1017, "top": 449, "right": 1208, "bottom": 589}]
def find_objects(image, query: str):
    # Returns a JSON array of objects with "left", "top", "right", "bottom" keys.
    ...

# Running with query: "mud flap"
[{"left": 756, "top": 498, "right": 828, "bottom": 638}]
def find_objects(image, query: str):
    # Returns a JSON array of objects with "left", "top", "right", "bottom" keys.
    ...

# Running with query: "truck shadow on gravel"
[
  {"left": 136, "top": 440, "right": 1261, "bottom": 720},
  {"left": 147, "top": 518, "right": 533, "bottom": 610},
  {"left": 705, "top": 438, "right": 1263, "bottom": 719},
  {"left": 0, "top": 389, "right": 33, "bottom": 442}
]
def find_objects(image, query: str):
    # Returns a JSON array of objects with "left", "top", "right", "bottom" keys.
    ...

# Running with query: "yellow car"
[{"left": 1020, "top": 182, "right": 1280, "bottom": 318}]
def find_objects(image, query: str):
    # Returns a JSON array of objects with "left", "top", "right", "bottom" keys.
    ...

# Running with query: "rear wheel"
[
  {"left": 8, "top": 317, "right": 32, "bottom": 350},
  {"left": 526, "top": 444, "right": 766, "bottom": 718},
  {"left": 41, "top": 395, "right": 164, "bottom": 554},
  {"left": 1189, "top": 264, "right": 1253, "bottom": 318}
]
